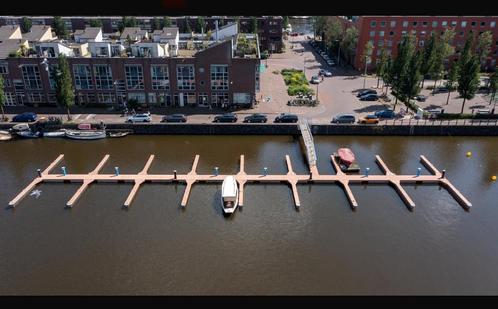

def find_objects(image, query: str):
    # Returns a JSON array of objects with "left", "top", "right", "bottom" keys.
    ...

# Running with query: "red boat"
[{"left": 337, "top": 148, "right": 355, "bottom": 166}]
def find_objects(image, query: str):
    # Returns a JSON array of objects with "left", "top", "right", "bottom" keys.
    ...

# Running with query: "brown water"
[{"left": 0, "top": 135, "right": 497, "bottom": 295}]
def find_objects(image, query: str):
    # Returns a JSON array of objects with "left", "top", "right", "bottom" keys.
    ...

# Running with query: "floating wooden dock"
[{"left": 8, "top": 153, "right": 472, "bottom": 211}]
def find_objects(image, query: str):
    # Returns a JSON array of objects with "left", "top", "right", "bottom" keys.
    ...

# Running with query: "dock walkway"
[{"left": 9, "top": 153, "right": 472, "bottom": 211}]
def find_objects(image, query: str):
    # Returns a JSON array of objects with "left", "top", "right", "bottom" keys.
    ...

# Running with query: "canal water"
[{"left": 0, "top": 135, "right": 497, "bottom": 295}]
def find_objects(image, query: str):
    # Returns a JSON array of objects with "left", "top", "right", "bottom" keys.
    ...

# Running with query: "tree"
[
  {"left": 361, "top": 40, "right": 374, "bottom": 88},
  {"left": 55, "top": 55, "right": 74, "bottom": 120},
  {"left": 445, "top": 63, "right": 459, "bottom": 105},
  {"left": 489, "top": 69, "right": 498, "bottom": 105},
  {"left": 382, "top": 57, "right": 393, "bottom": 95},
  {"left": 119, "top": 16, "right": 137, "bottom": 33},
  {"left": 53, "top": 16, "right": 68, "bottom": 38},
  {"left": 89, "top": 19, "right": 103, "bottom": 28},
  {"left": 420, "top": 33, "right": 437, "bottom": 88},
  {"left": 375, "top": 46, "right": 389, "bottom": 88},
  {"left": 196, "top": 16, "right": 205, "bottom": 33},
  {"left": 340, "top": 27, "right": 358, "bottom": 65},
  {"left": 477, "top": 31, "right": 493, "bottom": 71},
  {"left": 457, "top": 35, "right": 480, "bottom": 114},
  {"left": 283, "top": 16, "right": 289, "bottom": 28},
  {"left": 400, "top": 50, "right": 423, "bottom": 106},
  {"left": 312, "top": 16, "right": 327, "bottom": 39},
  {"left": 324, "top": 17, "right": 343, "bottom": 52},
  {"left": 250, "top": 17, "right": 258, "bottom": 34},
  {"left": 20, "top": 17, "right": 32, "bottom": 33},
  {"left": 390, "top": 34, "right": 416, "bottom": 111},
  {"left": 431, "top": 29, "right": 455, "bottom": 90},
  {"left": 0, "top": 75, "right": 6, "bottom": 121},
  {"left": 150, "top": 18, "right": 160, "bottom": 31},
  {"left": 184, "top": 17, "right": 192, "bottom": 33},
  {"left": 162, "top": 17, "right": 172, "bottom": 28}
]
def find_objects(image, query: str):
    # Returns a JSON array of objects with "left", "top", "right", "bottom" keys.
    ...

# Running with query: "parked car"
[
  {"left": 374, "top": 109, "right": 396, "bottom": 119},
  {"left": 290, "top": 32, "right": 299, "bottom": 36},
  {"left": 358, "top": 114, "right": 380, "bottom": 124},
  {"left": 213, "top": 113, "right": 238, "bottom": 123},
  {"left": 319, "top": 69, "right": 332, "bottom": 77},
  {"left": 127, "top": 113, "right": 151, "bottom": 123},
  {"left": 161, "top": 114, "right": 187, "bottom": 123},
  {"left": 274, "top": 113, "right": 298, "bottom": 123},
  {"left": 433, "top": 87, "right": 449, "bottom": 93},
  {"left": 356, "top": 89, "right": 377, "bottom": 97},
  {"left": 12, "top": 112, "right": 37, "bottom": 122},
  {"left": 310, "top": 75, "right": 321, "bottom": 84},
  {"left": 331, "top": 113, "right": 356, "bottom": 124},
  {"left": 414, "top": 95, "right": 428, "bottom": 102},
  {"left": 359, "top": 93, "right": 379, "bottom": 101},
  {"left": 243, "top": 113, "right": 268, "bottom": 123}
]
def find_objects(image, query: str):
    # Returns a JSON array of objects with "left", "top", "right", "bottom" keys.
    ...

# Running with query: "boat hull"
[
  {"left": 43, "top": 130, "right": 66, "bottom": 137},
  {"left": 65, "top": 130, "right": 106, "bottom": 140},
  {"left": 221, "top": 176, "right": 239, "bottom": 215},
  {"left": 16, "top": 131, "right": 41, "bottom": 138}
]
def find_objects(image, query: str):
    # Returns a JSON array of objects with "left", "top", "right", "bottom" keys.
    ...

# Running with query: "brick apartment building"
[
  {"left": 0, "top": 16, "right": 284, "bottom": 53},
  {"left": 350, "top": 16, "right": 498, "bottom": 72},
  {"left": 0, "top": 25, "right": 261, "bottom": 108}
]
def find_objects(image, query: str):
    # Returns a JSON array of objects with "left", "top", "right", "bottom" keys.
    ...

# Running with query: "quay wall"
[{"left": 1, "top": 123, "right": 498, "bottom": 136}]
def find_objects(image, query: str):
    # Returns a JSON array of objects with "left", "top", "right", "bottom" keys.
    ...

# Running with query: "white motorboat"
[
  {"left": 65, "top": 130, "right": 106, "bottom": 140},
  {"left": 43, "top": 129, "right": 66, "bottom": 138},
  {"left": 0, "top": 130, "right": 13, "bottom": 141},
  {"left": 221, "top": 176, "right": 239, "bottom": 215}
]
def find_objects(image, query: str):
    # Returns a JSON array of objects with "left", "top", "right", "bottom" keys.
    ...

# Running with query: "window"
[
  {"left": 471, "top": 21, "right": 476, "bottom": 27},
  {"left": 380, "top": 21, "right": 386, "bottom": 27},
  {"left": 14, "top": 80, "right": 24, "bottom": 91},
  {"left": 3, "top": 79, "right": 11, "bottom": 87},
  {"left": 389, "top": 31, "right": 394, "bottom": 36},
  {"left": 461, "top": 21, "right": 467, "bottom": 27},
  {"left": 423, "top": 21, "right": 428, "bottom": 27},
  {"left": 22, "top": 65, "right": 43, "bottom": 90},
  {"left": 127, "top": 92, "right": 146, "bottom": 103},
  {"left": 48, "top": 65, "right": 58, "bottom": 90},
  {"left": 28, "top": 93, "right": 44, "bottom": 103},
  {"left": 442, "top": 21, "right": 448, "bottom": 27},
  {"left": 403, "top": 21, "right": 408, "bottom": 27},
  {"left": 413, "top": 21, "right": 418, "bottom": 27},
  {"left": 4, "top": 93, "right": 16, "bottom": 106},
  {"left": 370, "top": 31, "right": 375, "bottom": 37},
  {"left": 481, "top": 21, "right": 486, "bottom": 26},
  {"left": 94, "top": 65, "right": 113, "bottom": 90},
  {"left": 460, "top": 31, "right": 465, "bottom": 36},
  {"left": 386, "top": 40, "right": 393, "bottom": 47},
  {"left": 233, "top": 93, "right": 251, "bottom": 104},
  {"left": 378, "top": 41, "right": 384, "bottom": 47},
  {"left": 421, "top": 31, "right": 426, "bottom": 36},
  {"left": 198, "top": 93, "right": 209, "bottom": 106},
  {"left": 411, "top": 30, "right": 417, "bottom": 35},
  {"left": 432, "top": 21, "right": 438, "bottom": 27},
  {"left": 125, "top": 65, "right": 144, "bottom": 90},
  {"left": 419, "top": 40, "right": 425, "bottom": 47},
  {"left": 98, "top": 93, "right": 115, "bottom": 104},
  {"left": 379, "top": 31, "right": 385, "bottom": 37},
  {"left": 148, "top": 93, "right": 156, "bottom": 104},
  {"left": 451, "top": 21, "right": 457, "bottom": 27},
  {"left": 73, "top": 64, "right": 93, "bottom": 90},
  {"left": 402, "top": 30, "right": 407, "bottom": 35},
  {"left": 177, "top": 65, "right": 195, "bottom": 90},
  {"left": 151, "top": 65, "right": 169, "bottom": 90},
  {"left": 210, "top": 65, "right": 229, "bottom": 90},
  {"left": 0, "top": 64, "right": 8, "bottom": 74},
  {"left": 390, "top": 21, "right": 396, "bottom": 27},
  {"left": 370, "top": 20, "right": 376, "bottom": 27},
  {"left": 377, "top": 49, "right": 382, "bottom": 56},
  {"left": 211, "top": 92, "right": 229, "bottom": 106},
  {"left": 491, "top": 21, "right": 496, "bottom": 28}
]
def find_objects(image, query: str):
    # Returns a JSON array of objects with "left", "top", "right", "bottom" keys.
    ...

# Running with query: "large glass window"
[
  {"left": 390, "top": 21, "right": 396, "bottom": 27},
  {"left": 177, "top": 65, "right": 195, "bottom": 90},
  {"left": 22, "top": 65, "right": 43, "bottom": 90},
  {"left": 73, "top": 64, "right": 93, "bottom": 90},
  {"left": 94, "top": 65, "right": 113, "bottom": 90},
  {"left": 48, "top": 65, "right": 58, "bottom": 90},
  {"left": 210, "top": 65, "right": 229, "bottom": 91},
  {"left": 151, "top": 65, "right": 169, "bottom": 90},
  {"left": 125, "top": 65, "right": 144, "bottom": 90}
]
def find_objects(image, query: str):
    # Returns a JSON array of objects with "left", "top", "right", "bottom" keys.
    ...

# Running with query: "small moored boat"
[
  {"left": 108, "top": 131, "right": 131, "bottom": 138},
  {"left": 0, "top": 130, "right": 13, "bottom": 141},
  {"left": 221, "top": 176, "right": 239, "bottom": 215},
  {"left": 43, "top": 129, "right": 66, "bottom": 138},
  {"left": 65, "top": 123, "right": 106, "bottom": 140},
  {"left": 16, "top": 130, "right": 42, "bottom": 138},
  {"left": 333, "top": 148, "right": 360, "bottom": 173}
]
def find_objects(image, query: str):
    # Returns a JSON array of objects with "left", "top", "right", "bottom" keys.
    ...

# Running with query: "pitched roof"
[
  {"left": 0, "top": 39, "right": 28, "bottom": 59},
  {"left": 153, "top": 27, "right": 179, "bottom": 40},
  {"left": 21, "top": 25, "right": 52, "bottom": 42},
  {"left": 74, "top": 27, "right": 101, "bottom": 39},
  {"left": 120, "top": 27, "right": 148, "bottom": 40},
  {"left": 0, "top": 25, "right": 21, "bottom": 41}
]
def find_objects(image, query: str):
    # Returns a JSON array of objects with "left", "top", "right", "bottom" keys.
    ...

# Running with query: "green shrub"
[{"left": 288, "top": 85, "right": 314, "bottom": 96}]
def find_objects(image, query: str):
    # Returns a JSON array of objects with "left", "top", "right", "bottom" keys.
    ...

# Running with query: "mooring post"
[
  {"left": 37, "top": 169, "right": 42, "bottom": 177},
  {"left": 365, "top": 167, "right": 370, "bottom": 177},
  {"left": 441, "top": 169, "right": 446, "bottom": 178},
  {"left": 416, "top": 167, "right": 421, "bottom": 177},
  {"left": 173, "top": 170, "right": 177, "bottom": 180},
  {"left": 214, "top": 167, "right": 219, "bottom": 176},
  {"left": 263, "top": 167, "right": 268, "bottom": 176},
  {"left": 115, "top": 166, "right": 120, "bottom": 176},
  {"left": 61, "top": 166, "right": 67, "bottom": 176}
]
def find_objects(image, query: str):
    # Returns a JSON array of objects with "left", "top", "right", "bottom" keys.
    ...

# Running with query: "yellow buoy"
[
  {"left": 466, "top": 152, "right": 472, "bottom": 157},
  {"left": 491, "top": 175, "right": 497, "bottom": 182}
]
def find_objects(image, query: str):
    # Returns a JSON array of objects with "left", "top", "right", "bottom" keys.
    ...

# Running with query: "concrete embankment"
[{"left": 1, "top": 123, "right": 497, "bottom": 136}]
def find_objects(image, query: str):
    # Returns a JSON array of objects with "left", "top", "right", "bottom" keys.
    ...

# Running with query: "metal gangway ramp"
[{"left": 298, "top": 118, "right": 319, "bottom": 177}]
